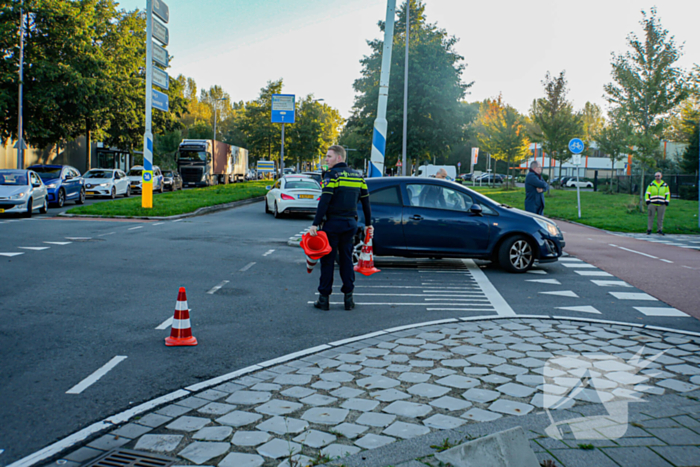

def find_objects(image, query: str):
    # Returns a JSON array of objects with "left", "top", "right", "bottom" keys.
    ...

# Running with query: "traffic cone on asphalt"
[
  {"left": 301, "top": 231, "right": 332, "bottom": 273},
  {"left": 165, "top": 287, "right": 198, "bottom": 346},
  {"left": 354, "top": 230, "right": 380, "bottom": 276}
]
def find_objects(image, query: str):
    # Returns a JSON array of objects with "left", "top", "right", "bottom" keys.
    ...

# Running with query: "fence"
[{"left": 595, "top": 174, "right": 698, "bottom": 201}]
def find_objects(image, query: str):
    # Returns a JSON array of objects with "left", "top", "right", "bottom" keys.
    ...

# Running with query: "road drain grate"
[{"left": 82, "top": 449, "right": 176, "bottom": 467}]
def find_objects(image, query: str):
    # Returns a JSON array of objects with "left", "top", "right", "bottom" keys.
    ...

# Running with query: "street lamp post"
[
  {"left": 17, "top": 0, "right": 25, "bottom": 169},
  {"left": 401, "top": 2, "right": 409, "bottom": 177}
]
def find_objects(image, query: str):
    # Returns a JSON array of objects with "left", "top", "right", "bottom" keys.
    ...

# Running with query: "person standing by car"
[
  {"left": 645, "top": 172, "right": 670, "bottom": 235},
  {"left": 309, "top": 145, "right": 373, "bottom": 311},
  {"left": 525, "top": 161, "right": 548, "bottom": 215}
]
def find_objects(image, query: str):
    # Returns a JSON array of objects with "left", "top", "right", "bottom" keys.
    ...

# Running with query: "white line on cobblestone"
[
  {"left": 185, "top": 365, "right": 262, "bottom": 392},
  {"left": 263, "top": 249, "right": 275, "bottom": 256},
  {"left": 66, "top": 356, "right": 128, "bottom": 394},
  {"left": 258, "top": 345, "right": 332, "bottom": 367},
  {"left": 239, "top": 262, "right": 256, "bottom": 272},
  {"left": 464, "top": 259, "right": 516, "bottom": 317},
  {"left": 207, "top": 280, "right": 229, "bottom": 294},
  {"left": 329, "top": 332, "right": 387, "bottom": 346},
  {"left": 155, "top": 316, "right": 173, "bottom": 330},
  {"left": 383, "top": 319, "right": 459, "bottom": 333},
  {"left": 552, "top": 316, "right": 644, "bottom": 327}
]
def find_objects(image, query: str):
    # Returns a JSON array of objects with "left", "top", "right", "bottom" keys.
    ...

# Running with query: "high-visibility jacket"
[
  {"left": 645, "top": 180, "right": 670, "bottom": 206},
  {"left": 313, "top": 163, "right": 371, "bottom": 226}
]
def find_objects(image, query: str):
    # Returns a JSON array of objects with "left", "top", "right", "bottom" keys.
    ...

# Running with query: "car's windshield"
[
  {"left": 0, "top": 172, "right": 28, "bottom": 185},
  {"left": 128, "top": 168, "right": 142, "bottom": 176},
  {"left": 286, "top": 180, "right": 320, "bottom": 190},
  {"left": 179, "top": 151, "right": 207, "bottom": 162},
  {"left": 31, "top": 167, "right": 62, "bottom": 179},
  {"left": 84, "top": 170, "right": 113, "bottom": 179},
  {"left": 163, "top": 171, "right": 173, "bottom": 177}
]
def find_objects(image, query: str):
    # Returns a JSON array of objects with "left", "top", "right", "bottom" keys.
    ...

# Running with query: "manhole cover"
[{"left": 82, "top": 448, "right": 176, "bottom": 467}]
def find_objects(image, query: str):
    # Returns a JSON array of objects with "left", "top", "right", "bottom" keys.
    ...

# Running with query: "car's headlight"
[
  {"left": 98, "top": 183, "right": 108, "bottom": 187},
  {"left": 10, "top": 192, "right": 26, "bottom": 200},
  {"left": 46, "top": 183, "right": 56, "bottom": 188},
  {"left": 535, "top": 218, "right": 561, "bottom": 237}
]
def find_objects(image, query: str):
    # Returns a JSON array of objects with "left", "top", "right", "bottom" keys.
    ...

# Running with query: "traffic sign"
[
  {"left": 568, "top": 138, "right": 584, "bottom": 154},
  {"left": 153, "top": 42, "right": 168, "bottom": 67},
  {"left": 152, "top": 66, "right": 169, "bottom": 90},
  {"left": 142, "top": 170, "right": 153, "bottom": 183},
  {"left": 572, "top": 154, "right": 582, "bottom": 165},
  {"left": 271, "top": 94, "right": 295, "bottom": 124},
  {"left": 152, "top": 88, "right": 169, "bottom": 112},
  {"left": 257, "top": 160, "right": 275, "bottom": 173},
  {"left": 153, "top": 18, "right": 169, "bottom": 45},
  {"left": 153, "top": 0, "right": 169, "bottom": 23},
  {"left": 395, "top": 160, "right": 402, "bottom": 167},
  {"left": 457, "top": 161, "right": 461, "bottom": 167}
]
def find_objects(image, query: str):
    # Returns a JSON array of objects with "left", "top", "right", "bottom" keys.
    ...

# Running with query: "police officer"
[{"left": 309, "top": 145, "right": 373, "bottom": 311}]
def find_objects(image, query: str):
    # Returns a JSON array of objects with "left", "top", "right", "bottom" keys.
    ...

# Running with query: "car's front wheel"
[
  {"left": 24, "top": 198, "right": 33, "bottom": 218},
  {"left": 124, "top": 186, "right": 131, "bottom": 197},
  {"left": 110, "top": 187, "right": 116, "bottom": 199},
  {"left": 40, "top": 198, "right": 48, "bottom": 214},
  {"left": 57, "top": 189, "right": 65, "bottom": 207},
  {"left": 76, "top": 188, "right": 85, "bottom": 204},
  {"left": 498, "top": 236, "right": 534, "bottom": 273}
]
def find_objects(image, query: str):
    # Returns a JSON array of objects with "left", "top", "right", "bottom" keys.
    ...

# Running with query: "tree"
[
  {"left": 594, "top": 109, "right": 633, "bottom": 192},
  {"left": 580, "top": 102, "right": 605, "bottom": 156},
  {"left": 530, "top": 71, "right": 583, "bottom": 183},
  {"left": 288, "top": 97, "right": 344, "bottom": 169},
  {"left": 604, "top": 7, "right": 687, "bottom": 210},
  {"left": 473, "top": 96, "right": 530, "bottom": 187},
  {"left": 345, "top": 0, "right": 471, "bottom": 169}
]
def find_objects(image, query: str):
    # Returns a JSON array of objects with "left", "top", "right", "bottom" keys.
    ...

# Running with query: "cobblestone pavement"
[
  {"left": 54, "top": 317, "right": 700, "bottom": 467},
  {"left": 611, "top": 232, "right": 700, "bottom": 251}
]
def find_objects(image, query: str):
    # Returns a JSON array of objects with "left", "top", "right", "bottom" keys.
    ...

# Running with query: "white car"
[
  {"left": 83, "top": 169, "right": 131, "bottom": 198},
  {"left": 127, "top": 165, "right": 164, "bottom": 193},
  {"left": 264, "top": 175, "right": 321, "bottom": 218},
  {"left": 565, "top": 178, "right": 593, "bottom": 188},
  {"left": 0, "top": 169, "right": 48, "bottom": 217}
]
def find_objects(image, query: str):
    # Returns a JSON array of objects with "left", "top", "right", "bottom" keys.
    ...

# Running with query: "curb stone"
[{"left": 57, "top": 196, "right": 264, "bottom": 221}]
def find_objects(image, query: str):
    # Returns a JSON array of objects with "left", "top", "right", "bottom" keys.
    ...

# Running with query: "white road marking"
[
  {"left": 65, "top": 237, "right": 91, "bottom": 240},
  {"left": 156, "top": 317, "right": 174, "bottom": 330},
  {"left": 558, "top": 258, "right": 582, "bottom": 262},
  {"left": 660, "top": 259, "right": 673, "bottom": 263},
  {"left": 539, "top": 290, "right": 580, "bottom": 298},
  {"left": 526, "top": 279, "right": 561, "bottom": 285},
  {"left": 526, "top": 270, "right": 548, "bottom": 275},
  {"left": 263, "top": 249, "right": 275, "bottom": 256},
  {"left": 66, "top": 356, "right": 127, "bottom": 394},
  {"left": 316, "top": 292, "right": 484, "bottom": 297},
  {"left": 152, "top": 222, "right": 164, "bottom": 226},
  {"left": 207, "top": 280, "right": 229, "bottom": 294},
  {"left": 634, "top": 306, "right": 688, "bottom": 317},
  {"left": 18, "top": 247, "right": 49, "bottom": 251},
  {"left": 308, "top": 301, "right": 494, "bottom": 307},
  {"left": 555, "top": 305, "right": 601, "bottom": 314},
  {"left": 463, "top": 258, "right": 516, "bottom": 317},
  {"left": 334, "top": 285, "right": 479, "bottom": 290},
  {"left": 609, "top": 292, "right": 658, "bottom": 301},
  {"left": 427, "top": 308, "right": 496, "bottom": 312},
  {"left": 575, "top": 270, "right": 612, "bottom": 276},
  {"left": 561, "top": 263, "right": 596, "bottom": 268},
  {"left": 590, "top": 280, "right": 632, "bottom": 288},
  {"left": 128, "top": 226, "right": 144, "bottom": 231},
  {"left": 609, "top": 244, "right": 658, "bottom": 259},
  {"left": 97, "top": 232, "right": 116, "bottom": 237},
  {"left": 172, "top": 219, "right": 183, "bottom": 222},
  {"left": 423, "top": 298, "right": 489, "bottom": 302},
  {"left": 240, "top": 262, "right": 256, "bottom": 272},
  {"left": 0, "top": 252, "right": 24, "bottom": 257},
  {"left": 43, "top": 242, "right": 72, "bottom": 245},
  {"left": 682, "top": 265, "right": 694, "bottom": 269}
]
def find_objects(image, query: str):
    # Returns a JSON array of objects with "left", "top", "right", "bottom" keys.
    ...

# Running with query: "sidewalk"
[{"left": 27, "top": 316, "right": 700, "bottom": 467}]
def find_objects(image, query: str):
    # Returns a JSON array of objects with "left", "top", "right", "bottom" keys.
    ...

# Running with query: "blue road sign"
[
  {"left": 152, "top": 89, "right": 169, "bottom": 112},
  {"left": 568, "top": 138, "right": 584, "bottom": 154},
  {"left": 271, "top": 94, "right": 295, "bottom": 124},
  {"left": 142, "top": 170, "right": 153, "bottom": 183}
]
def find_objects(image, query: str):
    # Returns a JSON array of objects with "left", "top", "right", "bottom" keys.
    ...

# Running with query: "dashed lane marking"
[
  {"left": 66, "top": 356, "right": 128, "bottom": 394},
  {"left": 152, "top": 222, "right": 165, "bottom": 226},
  {"left": 0, "top": 252, "right": 23, "bottom": 257},
  {"left": 539, "top": 290, "right": 580, "bottom": 298},
  {"left": 555, "top": 305, "right": 601, "bottom": 314},
  {"left": 172, "top": 219, "right": 183, "bottom": 223},
  {"left": 43, "top": 242, "right": 72, "bottom": 245},
  {"left": 239, "top": 262, "right": 256, "bottom": 272},
  {"left": 207, "top": 280, "right": 230, "bottom": 294},
  {"left": 526, "top": 279, "right": 562, "bottom": 285},
  {"left": 128, "top": 226, "right": 144, "bottom": 231},
  {"left": 660, "top": 259, "right": 673, "bottom": 263},
  {"left": 574, "top": 270, "right": 613, "bottom": 276},
  {"left": 18, "top": 247, "right": 50, "bottom": 251},
  {"left": 591, "top": 280, "right": 633, "bottom": 288},
  {"left": 65, "top": 237, "right": 91, "bottom": 240},
  {"left": 263, "top": 249, "right": 275, "bottom": 256},
  {"left": 156, "top": 317, "right": 174, "bottom": 330},
  {"left": 635, "top": 306, "right": 689, "bottom": 317},
  {"left": 97, "top": 232, "right": 116, "bottom": 237}
]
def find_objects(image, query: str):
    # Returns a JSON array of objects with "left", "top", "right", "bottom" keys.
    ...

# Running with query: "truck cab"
[{"left": 178, "top": 140, "right": 213, "bottom": 187}]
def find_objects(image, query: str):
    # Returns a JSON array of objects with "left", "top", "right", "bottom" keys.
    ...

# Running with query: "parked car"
[
  {"left": 0, "top": 169, "right": 48, "bottom": 217},
  {"left": 28, "top": 164, "right": 85, "bottom": 207},
  {"left": 565, "top": 178, "right": 593, "bottom": 188},
  {"left": 127, "top": 166, "right": 164, "bottom": 193},
  {"left": 459, "top": 173, "right": 473, "bottom": 182},
  {"left": 355, "top": 177, "right": 565, "bottom": 273},
  {"left": 265, "top": 174, "right": 321, "bottom": 218},
  {"left": 475, "top": 173, "right": 505, "bottom": 184},
  {"left": 245, "top": 169, "right": 256, "bottom": 181},
  {"left": 302, "top": 171, "right": 323, "bottom": 185},
  {"left": 83, "top": 169, "right": 130, "bottom": 198},
  {"left": 162, "top": 170, "right": 183, "bottom": 191}
]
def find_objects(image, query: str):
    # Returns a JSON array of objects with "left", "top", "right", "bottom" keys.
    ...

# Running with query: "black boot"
[
  {"left": 658, "top": 230, "right": 665, "bottom": 236},
  {"left": 314, "top": 295, "right": 330, "bottom": 311},
  {"left": 344, "top": 292, "right": 355, "bottom": 310},
  {"left": 647, "top": 230, "right": 652, "bottom": 235}
]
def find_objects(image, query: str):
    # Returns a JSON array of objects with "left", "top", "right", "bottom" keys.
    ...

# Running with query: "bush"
[{"left": 679, "top": 185, "right": 699, "bottom": 201}]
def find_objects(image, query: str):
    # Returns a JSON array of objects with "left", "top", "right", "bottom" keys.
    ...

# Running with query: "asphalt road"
[{"left": 1, "top": 201, "right": 697, "bottom": 464}]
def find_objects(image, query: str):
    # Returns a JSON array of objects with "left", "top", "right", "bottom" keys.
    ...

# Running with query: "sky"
[{"left": 116, "top": 0, "right": 700, "bottom": 120}]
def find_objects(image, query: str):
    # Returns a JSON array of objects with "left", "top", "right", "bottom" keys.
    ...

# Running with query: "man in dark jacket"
[{"left": 525, "top": 161, "right": 548, "bottom": 215}]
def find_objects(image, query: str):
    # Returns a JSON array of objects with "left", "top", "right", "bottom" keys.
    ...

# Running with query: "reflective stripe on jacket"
[{"left": 645, "top": 180, "right": 670, "bottom": 206}]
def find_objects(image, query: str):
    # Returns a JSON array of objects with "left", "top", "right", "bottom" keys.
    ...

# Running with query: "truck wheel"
[{"left": 498, "top": 235, "right": 534, "bottom": 273}]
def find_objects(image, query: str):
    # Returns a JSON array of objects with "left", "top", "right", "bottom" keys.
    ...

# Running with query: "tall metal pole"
[
  {"left": 401, "top": 3, "right": 409, "bottom": 177},
  {"left": 213, "top": 104, "right": 217, "bottom": 141},
  {"left": 280, "top": 123, "right": 285, "bottom": 175},
  {"left": 142, "top": 0, "right": 154, "bottom": 208},
  {"left": 369, "top": 0, "right": 397, "bottom": 178},
  {"left": 697, "top": 117, "right": 700, "bottom": 229},
  {"left": 17, "top": 0, "right": 25, "bottom": 169}
]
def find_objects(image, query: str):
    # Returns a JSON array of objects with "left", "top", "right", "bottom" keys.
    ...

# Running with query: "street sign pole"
[
  {"left": 401, "top": 2, "right": 409, "bottom": 177},
  {"left": 569, "top": 138, "right": 585, "bottom": 219},
  {"left": 280, "top": 123, "right": 285, "bottom": 175},
  {"left": 143, "top": 0, "right": 154, "bottom": 208},
  {"left": 17, "top": 1, "right": 24, "bottom": 169},
  {"left": 575, "top": 157, "right": 582, "bottom": 218}
]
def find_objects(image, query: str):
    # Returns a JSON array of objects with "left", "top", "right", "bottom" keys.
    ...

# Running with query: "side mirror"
[
  {"left": 265, "top": 185, "right": 271, "bottom": 190},
  {"left": 470, "top": 204, "right": 483, "bottom": 216},
  {"left": 33, "top": 182, "right": 42, "bottom": 188}
]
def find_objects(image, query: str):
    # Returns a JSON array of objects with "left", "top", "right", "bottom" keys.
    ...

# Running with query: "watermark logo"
[{"left": 543, "top": 347, "right": 666, "bottom": 440}]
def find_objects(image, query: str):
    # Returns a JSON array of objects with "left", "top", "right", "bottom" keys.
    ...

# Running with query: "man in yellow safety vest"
[{"left": 645, "top": 172, "right": 670, "bottom": 235}]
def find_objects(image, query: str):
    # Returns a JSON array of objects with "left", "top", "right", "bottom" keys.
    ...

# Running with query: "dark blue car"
[
  {"left": 28, "top": 165, "right": 85, "bottom": 207},
  {"left": 357, "top": 177, "right": 565, "bottom": 273}
]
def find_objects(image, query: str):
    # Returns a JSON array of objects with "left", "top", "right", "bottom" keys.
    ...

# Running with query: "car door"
[
  {"left": 29, "top": 172, "right": 46, "bottom": 208},
  {"left": 267, "top": 179, "right": 281, "bottom": 206},
  {"left": 65, "top": 168, "right": 80, "bottom": 199},
  {"left": 402, "top": 182, "right": 491, "bottom": 256},
  {"left": 365, "top": 184, "right": 406, "bottom": 255}
]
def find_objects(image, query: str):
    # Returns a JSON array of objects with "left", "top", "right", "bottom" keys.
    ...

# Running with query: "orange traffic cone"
[
  {"left": 301, "top": 231, "right": 332, "bottom": 273},
  {"left": 165, "top": 287, "right": 198, "bottom": 346},
  {"left": 354, "top": 230, "right": 380, "bottom": 276}
]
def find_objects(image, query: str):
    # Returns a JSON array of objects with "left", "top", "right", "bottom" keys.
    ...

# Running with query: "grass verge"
[
  {"left": 66, "top": 181, "right": 268, "bottom": 218},
  {"left": 469, "top": 186, "right": 700, "bottom": 234}
]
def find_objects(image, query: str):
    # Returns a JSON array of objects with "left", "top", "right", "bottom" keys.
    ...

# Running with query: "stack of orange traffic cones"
[
  {"left": 354, "top": 230, "right": 380, "bottom": 276},
  {"left": 165, "top": 287, "right": 198, "bottom": 346}
]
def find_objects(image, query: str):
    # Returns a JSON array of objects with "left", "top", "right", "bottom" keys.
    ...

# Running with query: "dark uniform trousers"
[{"left": 319, "top": 217, "right": 357, "bottom": 297}]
